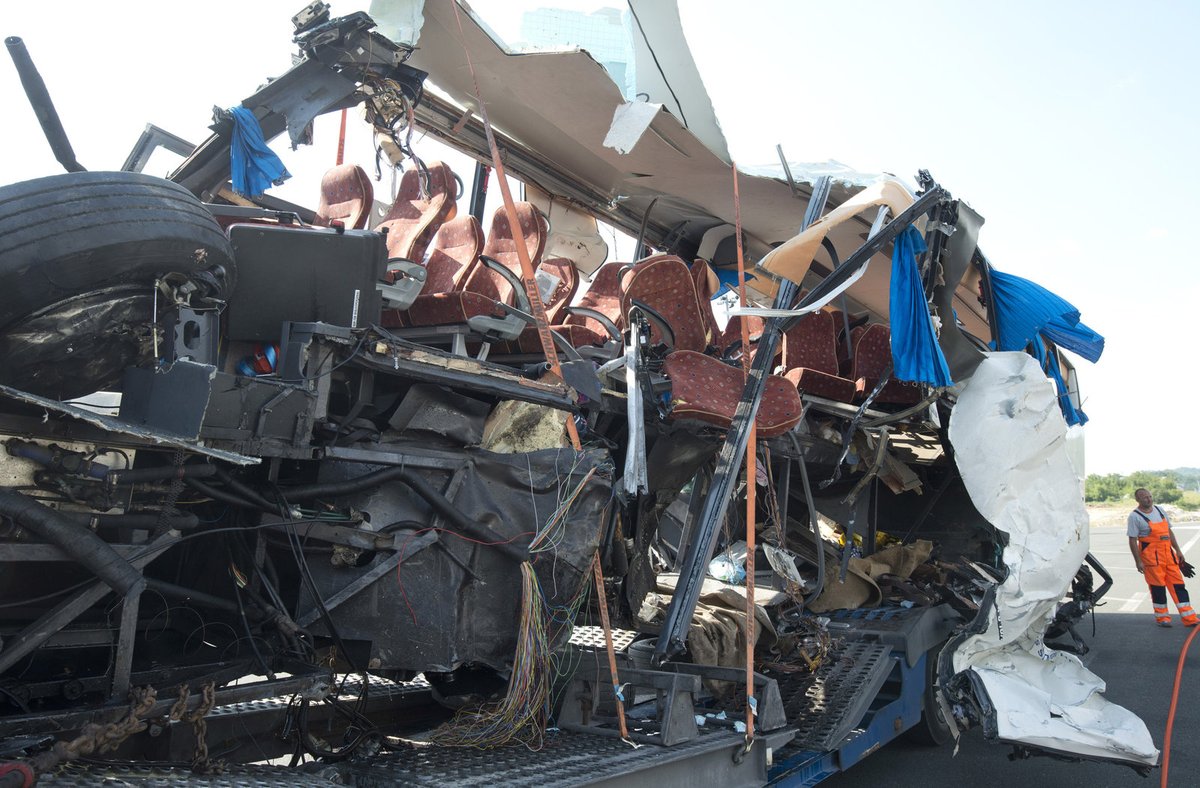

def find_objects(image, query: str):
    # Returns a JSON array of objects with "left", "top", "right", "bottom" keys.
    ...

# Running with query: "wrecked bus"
[{"left": 0, "top": 1, "right": 1157, "bottom": 785}]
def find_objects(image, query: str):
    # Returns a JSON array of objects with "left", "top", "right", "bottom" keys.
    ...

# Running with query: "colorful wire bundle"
[
  {"left": 429, "top": 561, "right": 553, "bottom": 750},
  {"left": 429, "top": 460, "right": 607, "bottom": 750}
]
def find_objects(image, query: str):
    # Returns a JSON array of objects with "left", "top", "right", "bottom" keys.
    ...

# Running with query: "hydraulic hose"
[
  {"left": 282, "top": 467, "right": 528, "bottom": 561},
  {"left": 58, "top": 511, "right": 200, "bottom": 530},
  {"left": 107, "top": 464, "right": 217, "bottom": 485},
  {"left": 0, "top": 489, "right": 143, "bottom": 595}
]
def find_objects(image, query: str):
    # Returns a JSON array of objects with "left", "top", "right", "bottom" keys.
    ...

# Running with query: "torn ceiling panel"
[{"left": 397, "top": 0, "right": 860, "bottom": 256}]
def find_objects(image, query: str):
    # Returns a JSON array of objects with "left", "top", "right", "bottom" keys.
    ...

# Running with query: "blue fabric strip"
[
  {"left": 988, "top": 268, "right": 1080, "bottom": 352},
  {"left": 1041, "top": 314, "right": 1104, "bottom": 363},
  {"left": 889, "top": 226, "right": 953, "bottom": 386},
  {"left": 229, "top": 106, "right": 290, "bottom": 197}
]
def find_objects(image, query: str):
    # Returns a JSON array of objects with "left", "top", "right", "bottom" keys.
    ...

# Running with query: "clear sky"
[{"left": 3, "top": 1, "right": 1196, "bottom": 475}]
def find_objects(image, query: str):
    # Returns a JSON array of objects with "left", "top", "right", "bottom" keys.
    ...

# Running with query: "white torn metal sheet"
[
  {"left": 947, "top": 353, "right": 1158, "bottom": 766},
  {"left": 603, "top": 99, "right": 662, "bottom": 155}
]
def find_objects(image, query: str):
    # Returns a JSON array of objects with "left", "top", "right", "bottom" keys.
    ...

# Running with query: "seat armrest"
[
  {"left": 379, "top": 257, "right": 427, "bottom": 310},
  {"left": 629, "top": 299, "right": 676, "bottom": 351},
  {"left": 565, "top": 307, "right": 621, "bottom": 343},
  {"left": 478, "top": 254, "right": 532, "bottom": 314}
]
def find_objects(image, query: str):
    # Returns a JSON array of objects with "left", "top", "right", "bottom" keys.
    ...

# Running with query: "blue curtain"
[
  {"left": 987, "top": 265, "right": 1102, "bottom": 424},
  {"left": 889, "top": 226, "right": 953, "bottom": 386},
  {"left": 988, "top": 268, "right": 1080, "bottom": 352},
  {"left": 229, "top": 106, "right": 290, "bottom": 197},
  {"left": 1041, "top": 314, "right": 1104, "bottom": 363}
]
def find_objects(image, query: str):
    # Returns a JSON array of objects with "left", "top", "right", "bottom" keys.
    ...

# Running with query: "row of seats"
[
  {"left": 782, "top": 313, "right": 923, "bottom": 406},
  {"left": 307, "top": 162, "right": 918, "bottom": 437}
]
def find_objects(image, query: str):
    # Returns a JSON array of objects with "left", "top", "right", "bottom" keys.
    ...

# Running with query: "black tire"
[
  {"left": 904, "top": 643, "right": 956, "bottom": 747},
  {"left": 0, "top": 171, "right": 234, "bottom": 330}
]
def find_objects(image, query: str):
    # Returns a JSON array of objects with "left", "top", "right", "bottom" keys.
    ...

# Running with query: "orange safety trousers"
[{"left": 1139, "top": 514, "right": 1198, "bottom": 626}]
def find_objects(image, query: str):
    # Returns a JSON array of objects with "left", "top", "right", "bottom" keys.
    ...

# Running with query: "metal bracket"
[{"left": 559, "top": 666, "right": 701, "bottom": 746}]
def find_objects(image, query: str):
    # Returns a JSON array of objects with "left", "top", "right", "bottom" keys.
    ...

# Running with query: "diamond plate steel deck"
[
  {"left": 40, "top": 763, "right": 339, "bottom": 787},
  {"left": 41, "top": 729, "right": 753, "bottom": 787},
  {"left": 568, "top": 625, "right": 638, "bottom": 652},
  {"left": 348, "top": 728, "right": 749, "bottom": 787},
  {"left": 771, "top": 640, "right": 894, "bottom": 752}
]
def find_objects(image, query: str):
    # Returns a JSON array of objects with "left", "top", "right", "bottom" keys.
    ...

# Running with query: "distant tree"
[
  {"left": 1085, "top": 473, "right": 1125, "bottom": 502},
  {"left": 1085, "top": 471, "right": 1184, "bottom": 504}
]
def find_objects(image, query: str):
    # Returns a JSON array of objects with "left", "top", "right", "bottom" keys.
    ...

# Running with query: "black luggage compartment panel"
[{"left": 226, "top": 224, "right": 385, "bottom": 341}]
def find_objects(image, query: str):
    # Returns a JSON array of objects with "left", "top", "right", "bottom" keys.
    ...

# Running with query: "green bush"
[
  {"left": 1085, "top": 471, "right": 1182, "bottom": 504},
  {"left": 1179, "top": 491, "right": 1200, "bottom": 511}
]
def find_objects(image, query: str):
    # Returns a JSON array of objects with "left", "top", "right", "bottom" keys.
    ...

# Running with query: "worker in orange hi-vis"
[{"left": 1128, "top": 487, "right": 1198, "bottom": 627}]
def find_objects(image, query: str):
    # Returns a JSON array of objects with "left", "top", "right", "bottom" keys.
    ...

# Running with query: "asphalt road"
[{"left": 820, "top": 522, "right": 1200, "bottom": 788}]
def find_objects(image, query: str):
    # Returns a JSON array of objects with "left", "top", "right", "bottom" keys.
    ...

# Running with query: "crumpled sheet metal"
[{"left": 948, "top": 353, "right": 1157, "bottom": 766}]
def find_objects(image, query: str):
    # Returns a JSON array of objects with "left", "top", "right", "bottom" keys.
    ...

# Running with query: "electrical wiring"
[{"left": 428, "top": 562, "right": 554, "bottom": 751}]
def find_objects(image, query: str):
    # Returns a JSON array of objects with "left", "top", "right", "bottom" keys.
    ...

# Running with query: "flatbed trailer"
[{"left": 14, "top": 606, "right": 951, "bottom": 787}]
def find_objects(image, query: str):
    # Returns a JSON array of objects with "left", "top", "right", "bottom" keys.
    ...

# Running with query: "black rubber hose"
[
  {"left": 107, "top": 464, "right": 217, "bottom": 485},
  {"left": 184, "top": 477, "right": 279, "bottom": 515},
  {"left": 0, "top": 489, "right": 143, "bottom": 595},
  {"left": 211, "top": 466, "right": 284, "bottom": 513},
  {"left": 282, "top": 468, "right": 528, "bottom": 561},
  {"left": 5, "top": 36, "right": 86, "bottom": 173},
  {"left": 145, "top": 578, "right": 244, "bottom": 614},
  {"left": 58, "top": 511, "right": 200, "bottom": 530}
]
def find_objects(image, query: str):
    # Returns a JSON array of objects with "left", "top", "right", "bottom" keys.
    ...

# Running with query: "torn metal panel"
[
  {"left": 603, "top": 99, "right": 663, "bottom": 155},
  {"left": 294, "top": 446, "right": 612, "bottom": 673},
  {"left": 947, "top": 353, "right": 1157, "bottom": 767},
  {"left": 401, "top": 0, "right": 867, "bottom": 270},
  {"left": 0, "top": 383, "right": 258, "bottom": 465}
]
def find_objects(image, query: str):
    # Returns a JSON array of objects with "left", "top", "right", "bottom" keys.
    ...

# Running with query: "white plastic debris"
[
  {"left": 948, "top": 353, "right": 1158, "bottom": 766},
  {"left": 708, "top": 541, "right": 747, "bottom": 584}
]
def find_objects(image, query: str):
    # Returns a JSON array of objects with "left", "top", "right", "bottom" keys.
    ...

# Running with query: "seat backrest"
[
  {"left": 378, "top": 161, "right": 459, "bottom": 261},
  {"left": 421, "top": 215, "right": 485, "bottom": 294},
  {"left": 563, "top": 262, "right": 627, "bottom": 335},
  {"left": 621, "top": 255, "right": 712, "bottom": 353},
  {"left": 314, "top": 164, "right": 373, "bottom": 230},
  {"left": 782, "top": 311, "right": 841, "bottom": 376},
  {"left": 849, "top": 323, "right": 893, "bottom": 380},
  {"left": 461, "top": 202, "right": 548, "bottom": 305}
]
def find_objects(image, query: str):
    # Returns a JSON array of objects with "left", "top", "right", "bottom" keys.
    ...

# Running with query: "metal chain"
[
  {"left": 28, "top": 686, "right": 158, "bottom": 774},
  {"left": 160, "top": 682, "right": 221, "bottom": 774},
  {"left": 184, "top": 682, "right": 220, "bottom": 773}
]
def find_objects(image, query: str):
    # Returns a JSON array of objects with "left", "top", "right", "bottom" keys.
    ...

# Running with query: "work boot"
[
  {"left": 1178, "top": 603, "right": 1198, "bottom": 627},
  {"left": 1154, "top": 605, "right": 1172, "bottom": 626}
]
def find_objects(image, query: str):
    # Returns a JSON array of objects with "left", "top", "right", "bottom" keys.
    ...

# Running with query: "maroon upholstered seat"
[
  {"left": 848, "top": 324, "right": 924, "bottom": 405},
  {"left": 662, "top": 350, "right": 803, "bottom": 438},
  {"left": 382, "top": 215, "right": 485, "bottom": 328},
  {"left": 376, "top": 161, "right": 458, "bottom": 262},
  {"left": 552, "top": 262, "right": 627, "bottom": 348},
  {"left": 314, "top": 164, "right": 373, "bottom": 230},
  {"left": 399, "top": 202, "right": 547, "bottom": 329},
  {"left": 620, "top": 255, "right": 801, "bottom": 436},
  {"left": 781, "top": 311, "right": 857, "bottom": 403},
  {"left": 621, "top": 255, "right": 713, "bottom": 352}
]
